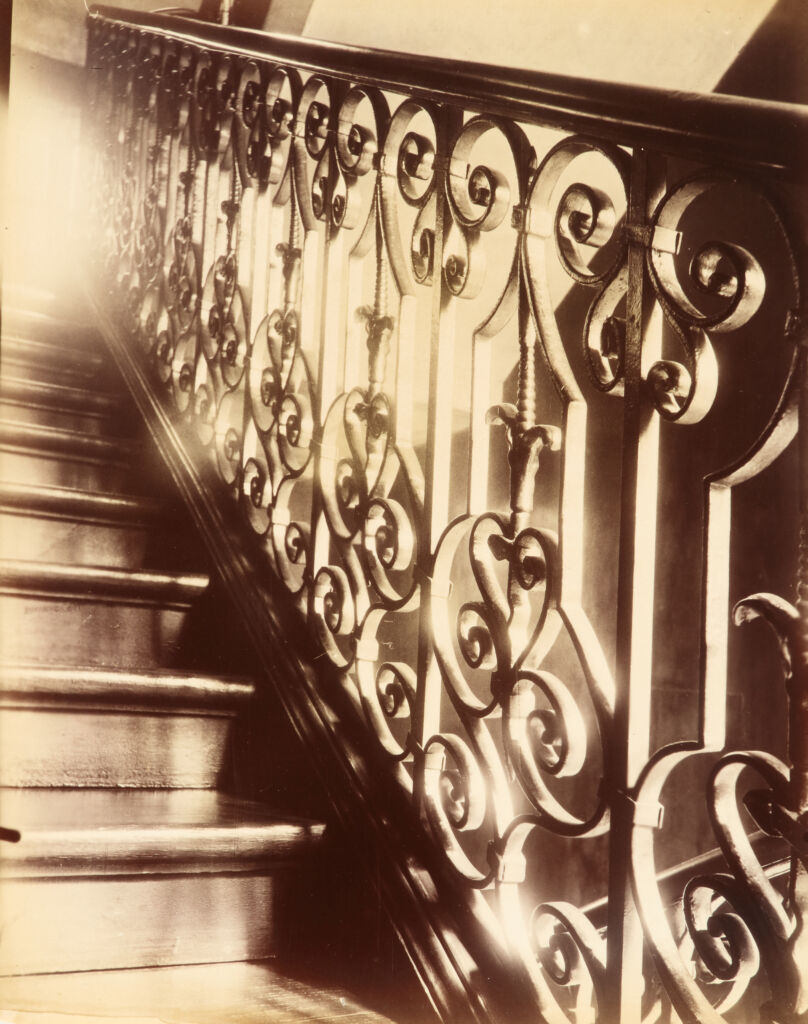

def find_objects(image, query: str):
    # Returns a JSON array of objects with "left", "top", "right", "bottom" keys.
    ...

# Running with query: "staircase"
[{"left": 0, "top": 288, "right": 401, "bottom": 1022}]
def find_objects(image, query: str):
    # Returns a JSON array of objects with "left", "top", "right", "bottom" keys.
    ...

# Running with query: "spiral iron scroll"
[{"left": 87, "top": 14, "right": 806, "bottom": 1023}]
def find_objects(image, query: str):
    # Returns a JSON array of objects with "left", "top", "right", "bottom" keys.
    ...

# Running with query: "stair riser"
[
  {"left": 0, "top": 594, "right": 192, "bottom": 669},
  {"left": 0, "top": 450, "right": 130, "bottom": 492},
  {"left": 0, "top": 513, "right": 151, "bottom": 569},
  {"left": 0, "top": 871, "right": 284, "bottom": 975},
  {"left": 0, "top": 707, "right": 236, "bottom": 787}
]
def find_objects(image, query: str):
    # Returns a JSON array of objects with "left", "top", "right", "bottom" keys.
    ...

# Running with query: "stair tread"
[
  {"left": 0, "top": 663, "right": 255, "bottom": 709},
  {"left": 1, "top": 374, "right": 121, "bottom": 414},
  {"left": 1, "top": 333, "right": 105, "bottom": 369},
  {"left": 1, "top": 283, "right": 65, "bottom": 314},
  {"left": 0, "top": 480, "right": 165, "bottom": 522},
  {"left": 0, "top": 961, "right": 398, "bottom": 1023},
  {"left": 2, "top": 306, "right": 96, "bottom": 337},
  {"left": 0, "top": 419, "right": 137, "bottom": 461},
  {"left": 0, "top": 790, "right": 325, "bottom": 872},
  {"left": 0, "top": 558, "right": 209, "bottom": 604},
  {"left": 0, "top": 788, "right": 320, "bottom": 832}
]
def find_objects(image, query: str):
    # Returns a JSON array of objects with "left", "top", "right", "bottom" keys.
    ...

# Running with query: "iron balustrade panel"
[{"left": 84, "top": 10, "right": 808, "bottom": 1024}]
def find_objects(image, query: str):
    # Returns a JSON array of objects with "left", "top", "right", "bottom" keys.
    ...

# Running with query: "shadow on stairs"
[{"left": 0, "top": 283, "right": 433, "bottom": 1024}]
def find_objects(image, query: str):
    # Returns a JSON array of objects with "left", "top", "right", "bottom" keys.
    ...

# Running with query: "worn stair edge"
[
  {"left": 0, "top": 559, "right": 209, "bottom": 606},
  {"left": 1, "top": 283, "right": 62, "bottom": 313},
  {"left": 0, "top": 480, "right": 165, "bottom": 525},
  {"left": 1, "top": 334, "right": 106, "bottom": 374},
  {"left": 0, "top": 664, "right": 254, "bottom": 712},
  {"left": 1, "top": 306, "right": 99, "bottom": 343},
  {"left": 0, "top": 375, "right": 121, "bottom": 416},
  {"left": 0, "top": 664, "right": 253, "bottom": 788},
  {"left": 0, "top": 420, "right": 137, "bottom": 464},
  {"left": 0, "top": 790, "right": 326, "bottom": 876},
  {"left": 2, "top": 319, "right": 103, "bottom": 353}
]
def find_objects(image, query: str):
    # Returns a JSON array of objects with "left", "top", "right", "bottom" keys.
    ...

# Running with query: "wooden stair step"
[
  {"left": 1, "top": 305, "right": 98, "bottom": 346},
  {"left": 0, "top": 559, "right": 208, "bottom": 605},
  {"left": 0, "top": 419, "right": 137, "bottom": 463},
  {"left": 1, "top": 284, "right": 66, "bottom": 317},
  {"left": 0, "top": 961, "right": 397, "bottom": 1023},
  {"left": 0, "top": 560, "right": 209, "bottom": 668},
  {"left": 0, "top": 664, "right": 254, "bottom": 787},
  {"left": 1, "top": 374, "right": 119, "bottom": 414},
  {"left": 0, "top": 375, "right": 127, "bottom": 432},
  {"left": 0, "top": 481, "right": 164, "bottom": 523},
  {"left": 1, "top": 334, "right": 108, "bottom": 383},
  {"left": 0, "top": 419, "right": 138, "bottom": 491},
  {"left": 0, "top": 791, "right": 326, "bottom": 975},
  {"left": 0, "top": 789, "right": 323, "bottom": 873},
  {"left": 0, "top": 447, "right": 131, "bottom": 491},
  {"left": 0, "top": 482, "right": 170, "bottom": 567},
  {"left": 0, "top": 663, "right": 254, "bottom": 709}
]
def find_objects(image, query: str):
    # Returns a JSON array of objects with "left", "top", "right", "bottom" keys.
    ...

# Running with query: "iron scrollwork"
[{"left": 87, "top": 12, "right": 807, "bottom": 1022}]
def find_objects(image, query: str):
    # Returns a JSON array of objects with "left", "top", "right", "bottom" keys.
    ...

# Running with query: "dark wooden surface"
[{"left": 91, "top": 3, "right": 808, "bottom": 178}]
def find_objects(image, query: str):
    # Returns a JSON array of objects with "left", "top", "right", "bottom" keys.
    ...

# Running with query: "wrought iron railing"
[{"left": 84, "top": 8, "right": 807, "bottom": 1023}]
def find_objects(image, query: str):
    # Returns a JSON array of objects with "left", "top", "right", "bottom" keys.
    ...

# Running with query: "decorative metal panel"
[{"left": 84, "top": 13, "right": 807, "bottom": 1023}]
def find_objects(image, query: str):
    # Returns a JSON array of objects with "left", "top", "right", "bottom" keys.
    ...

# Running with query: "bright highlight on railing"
[{"left": 84, "top": 9, "right": 807, "bottom": 1023}]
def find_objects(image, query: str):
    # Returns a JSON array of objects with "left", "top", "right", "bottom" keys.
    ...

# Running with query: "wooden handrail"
[{"left": 88, "top": 3, "right": 808, "bottom": 178}]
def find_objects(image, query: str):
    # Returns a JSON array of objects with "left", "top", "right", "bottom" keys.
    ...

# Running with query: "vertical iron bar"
[
  {"left": 392, "top": 287, "right": 423, "bottom": 509},
  {"left": 604, "top": 147, "right": 665, "bottom": 1024},
  {"left": 467, "top": 329, "right": 492, "bottom": 516},
  {"left": 343, "top": 247, "right": 366, "bottom": 392},
  {"left": 237, "top": 179, "right": 256, "bottom": 328},
  {"left": 192, "top": 158, "right": 209, "bottom": 273},
  {"left": 247, "top": 186, "right": 273, "bottom": 334},
  {"left": 265, "top": 199, "right": 289, "bottom": 327},
  {"left": 413, "top": 107, "right": 459, "bottom": 809},
  {"left": 317, "top": 208, "right": 348, "bottom": 417},
  {"left": 201, "top": 155, "right": 222, "bottom": 278},
  {"left": 311, "top": 212, "right": 349, "bottom": 580},
  {"left": 163, "top": 133, "right": 180, "bottom": 245}
]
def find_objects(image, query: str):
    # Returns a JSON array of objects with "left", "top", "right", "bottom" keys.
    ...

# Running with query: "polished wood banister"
[{"left": 88, "top": 2, "right": 808, "bottom": 178}]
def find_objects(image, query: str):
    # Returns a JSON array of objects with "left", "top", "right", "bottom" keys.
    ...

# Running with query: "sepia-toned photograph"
[{"left": 0, "top": 1, "right": 806, "bottom": 1021}]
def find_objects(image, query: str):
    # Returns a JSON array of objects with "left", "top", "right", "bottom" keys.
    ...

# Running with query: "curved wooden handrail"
[{"left": 88, "top": 2, "right": 808, "bottom": 178}]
